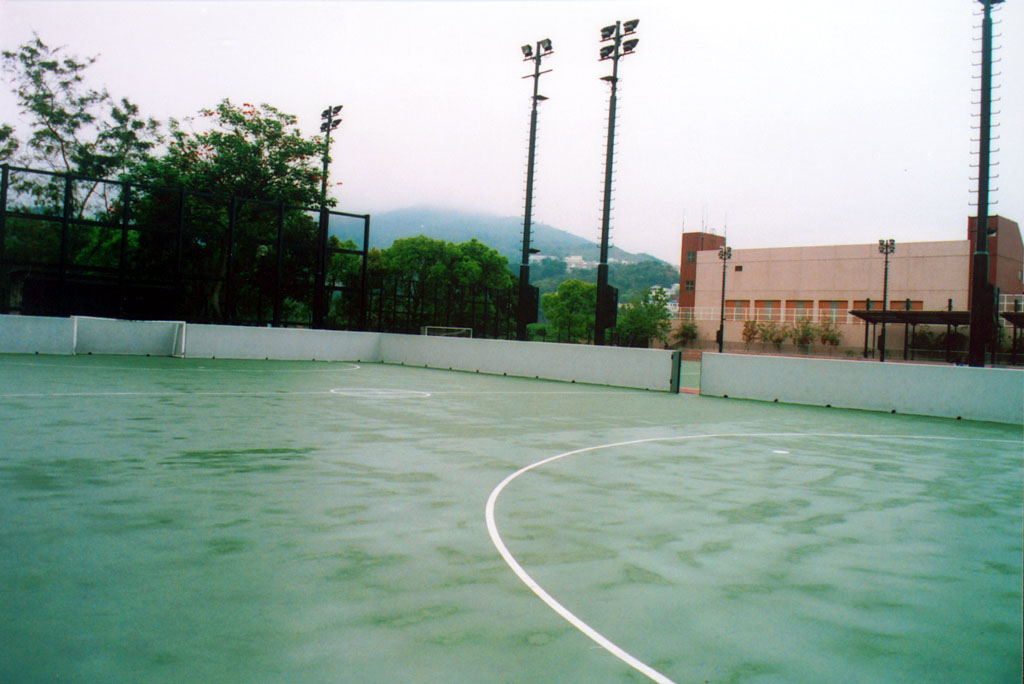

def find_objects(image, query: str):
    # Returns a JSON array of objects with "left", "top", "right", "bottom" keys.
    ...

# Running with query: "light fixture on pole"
[
  {"left": 314, "top": 104, "right": 342, "bottom": 329},
  {"left": 517, "top": 38, "right": 554, "bottom": 341},
  {"left": 717, "top": 245, "right": 732, "bottom": 353},
  {"left": 594, "top": 18, "right": 639, "bottom": 346},
  {"left": 968, "top": 0, "right": 1004, "bottom": 367},
  {"left": 878, "top": 238, "right": 895, "bottom": 362}
]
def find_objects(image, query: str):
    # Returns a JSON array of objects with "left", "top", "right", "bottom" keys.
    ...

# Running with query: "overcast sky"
[{"left": 1, "top": 0, "right": 1020, "bottom": 264}]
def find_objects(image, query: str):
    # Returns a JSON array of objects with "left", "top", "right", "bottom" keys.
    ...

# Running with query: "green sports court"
[{"left": 1, "top": 353, "right": 1020, "bottom": 684}]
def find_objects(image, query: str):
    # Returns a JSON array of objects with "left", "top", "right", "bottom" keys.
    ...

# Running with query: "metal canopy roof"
[{"left": 849, "top": 310, "right": 972, "bottom": 326}]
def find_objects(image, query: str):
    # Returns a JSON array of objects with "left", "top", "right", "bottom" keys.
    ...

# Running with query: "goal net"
[{"left": 420, "top": 326, "right": 473, "bottom": 338}]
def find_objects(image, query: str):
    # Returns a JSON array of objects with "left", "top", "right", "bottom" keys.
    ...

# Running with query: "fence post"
[
  {"left": 359, "top": 215, "right": 370, "bottom": 331},
  {"left": 119, "top": 182, "right": 131, "bottom": 317},
  {"left": 0, "top": 164, "right": 8, "bottom": 313},
  {"left": 59, "top": 174, "right": 73, "bottom": 315},
  {"left": 273, "top": 201, "right": 284, "bottom": 327},
  {"left": 225, "top": 195, "right": 238, "bottom": 324}
]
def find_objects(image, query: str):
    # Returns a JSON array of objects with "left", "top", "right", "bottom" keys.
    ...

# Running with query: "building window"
[
  {"left": 755, "top": 300, "right": 780, "bottom": 321},
  {"left": 686, "top": 251, "right": 697, "bottom": 263},
  {"left": 684, "top": 280, "right": 695, "bottom": 292},
  {"left": 786, "top": 300, "right": 813, "bottom": 322},
  {"left": 734, "top": 265, "right": 743, "bottom": 272},
  {"left": 817, "top": 300, "right": 848, "bottom": 324},
  {"left": 726, "top": 299, "right": 748, "bottom": 321}
]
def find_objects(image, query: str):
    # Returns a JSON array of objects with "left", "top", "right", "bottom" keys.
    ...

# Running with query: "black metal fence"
[{"left": 0, "top": 164, "right": 519, "bottom": 338}]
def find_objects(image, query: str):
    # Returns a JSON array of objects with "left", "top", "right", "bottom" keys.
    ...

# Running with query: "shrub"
[
  {"left": 742, "top": 320, "right": 759, "bottom": 349},
  {"left": 789, "top": 319, "right": 818, "bottom": 352},
  {"left": 758, "top": 321, "right": 788, "bottom": 351}
]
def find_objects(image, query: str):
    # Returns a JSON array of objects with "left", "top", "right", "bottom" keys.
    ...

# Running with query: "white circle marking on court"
[
  {"left": 329, "top": 387, "right": 432, "bottom": 399},
  {"left": 485, "top": 432, "right": 1021, "bottom": 684}
]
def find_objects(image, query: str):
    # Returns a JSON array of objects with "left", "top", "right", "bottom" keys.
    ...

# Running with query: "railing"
[{"left": 678, "top": 307, "right": 865, "bottom": 325}]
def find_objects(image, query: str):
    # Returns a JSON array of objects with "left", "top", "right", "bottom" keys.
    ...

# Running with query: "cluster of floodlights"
[
  {"left": 599, "top": 19, "right": 639, "bottom": 60},
  {"left": 520, "top": 39, "right": 552, "bottom": 59},
  {"left": 320, "top": 105, "right": 342, "bottom": 133}
]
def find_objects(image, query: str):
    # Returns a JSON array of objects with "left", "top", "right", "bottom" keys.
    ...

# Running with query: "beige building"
[{"left": 681, "top": 217, "right": 1023, "bottom": 356}]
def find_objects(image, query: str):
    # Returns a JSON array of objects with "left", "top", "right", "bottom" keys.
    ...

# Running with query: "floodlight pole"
[
  {"left": 968, "top": 0, "right": 1003, "bottom": 367},
  {"left": 717, "top": 245, "right": 731, "bottom": 353},
  {"left": 595, "top": 19, "right": 638, "bottom": 346},
  {"left": 314, "top": 104, "right": 342, "bottom": 329},
  {"left": 518, "top": 39, "right": 553, "bottom": 341},
  {"left": 878, "top": 239, "right": 895, "bottom": 362}
]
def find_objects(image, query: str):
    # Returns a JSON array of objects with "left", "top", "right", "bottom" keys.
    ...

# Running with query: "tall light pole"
[
  {"left": 314, "top": 105, "right": 342, "bottom": 328},
  {"left": 594, "top": 19, "right": 639, "bottom": 346},
  {"left": 878, "top": 239, "right": 895, "bottom": 362},
  {"left": 717, "top": 245, "right": 732, "bottom": 353},
  {"left": 968, "top": 0, "right": 1004, "bottom": 367},
  {"left": 518, "top": 39, "right": 553, "bottom": 341}
]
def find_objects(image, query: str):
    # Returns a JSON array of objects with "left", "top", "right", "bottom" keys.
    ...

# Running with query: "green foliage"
[
  {"left": 789, "top": 319, "right": 817, "bottom": 351},
  {"left": 818, "top": 322, "right": 842, "bottom": 352},
  {"left": 614, "top": 288, "right": 672, "bottom": 348},
  {"left": 131, "top": 99, "right": 324, "bottom": 206},
  {"left": 359, "top": 235, "right": 515, "bottom": 334},
  {"left": 371, "top": 235, "right": 511, "bottom": 290},
  {"left": 0, "top": 124, "right": 17, "bottom": 162},
  {"left": 541, "top": 279, "right": 596, "bottom": 344},
  {"left": 1, "top": 34, "right": 160, "bottom": 178},
  {"left": 758, "top": 321, "right": 788, "bottom": 351},
  {"left": 533, "top": 260, "right": 678, "bottom": 302},
  {"left": 672, "top": 319, "right": 699, "bottom": 348},
  {"left": 742, "top": 320, "right": 760, "bottom": 349}
]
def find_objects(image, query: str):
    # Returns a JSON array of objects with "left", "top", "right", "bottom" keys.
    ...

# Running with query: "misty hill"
[{"left": 329, "top": 206, "right": 664, "bottom": 265}]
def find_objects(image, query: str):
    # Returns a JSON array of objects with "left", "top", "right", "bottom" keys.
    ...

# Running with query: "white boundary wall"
[
  {"left": 0, "top": 315, "right": 674, "bottom": 391},
  {"left": 381, "top": 334, "right": 675, "bottom": 391},
  {"left": 701, "top": 352, "right": 1023, "bottom": 425},
  {"left": 184, "top": 324, "right": 382, "bottom": 362},
  {"left": 0, "top": 314, "right": 74, "bottom": 355},
  {"left": 74, "top": 317, "right": 185, "bottom": 356}
]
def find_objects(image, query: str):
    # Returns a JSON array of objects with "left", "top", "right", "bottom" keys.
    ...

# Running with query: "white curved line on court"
[
  {"left": 328, "top": 387, "right": 432, "bottom": 399},
  {"left": 485, "top": 432, "right": 1021, "bottom": 684}
]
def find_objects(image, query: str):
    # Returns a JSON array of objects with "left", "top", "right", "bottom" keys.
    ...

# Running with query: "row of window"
[{"left": 721, "top": 299, "right": 923, "bottom": 322}]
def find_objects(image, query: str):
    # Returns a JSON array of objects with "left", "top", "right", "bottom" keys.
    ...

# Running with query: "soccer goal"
[{"left": 421, "top": 326, "right": 473, "bottom": 338}]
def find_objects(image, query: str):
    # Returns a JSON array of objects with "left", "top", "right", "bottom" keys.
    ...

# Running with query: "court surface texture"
[{"left": 1, "top": 354, "right": 1021, "bottom": 684}]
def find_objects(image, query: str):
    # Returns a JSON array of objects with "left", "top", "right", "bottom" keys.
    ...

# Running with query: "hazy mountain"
[{"left": 329, "top": 206, "right": 665, "bottom": 265}]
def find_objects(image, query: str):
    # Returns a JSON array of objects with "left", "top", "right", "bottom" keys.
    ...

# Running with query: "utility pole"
[
  {"left": 968, "top": 0, "right": 1003, "bottom": 366},
  {"left": 314, "top": 105, "right": 342, "bottom": 329},
  {"left": 594, "top": 19, "right": 639, "bottom": 346},
  {"left": 517, "top": 39, "right": 553, "bottom": 341}
]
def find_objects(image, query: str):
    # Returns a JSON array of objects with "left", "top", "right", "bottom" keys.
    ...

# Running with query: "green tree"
[
  {"left": 365, "top": 235, "right": 515, "bottom": 334},
  {"left": 742, "top": 320, "right": 759, "bottom": 350},
  {"left": 672, "top": 319, "right": 699, "bottom": 348},
  {"left": 614, "top": 287, "right": 672, "bottom": 348},
  {"left": 2, "top": 34, "right": 160, "bottom": 188},
  {"left": 789, "top": 319, "right": 818, "bottom": 352},
  {"left": 127, "top": 99, "right": 329, "bottom": 322},
  {"left": 131, "top": 99, "right": 324, "bottom": 205},
  {"left": 541, "top": 279, "right": 596, "bottom": 343},
  {"left": 818, "top": 322, "right": 842, "bottom": 354},
  {"left": 758, "top": 321, "right": 788, "bottom": 351}
]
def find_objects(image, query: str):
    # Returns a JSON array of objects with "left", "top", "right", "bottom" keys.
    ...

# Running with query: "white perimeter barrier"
[
  {"left": 0, "top": 314, "right": 74, "bottom": 355},
  {"left": 74, "top": 317, "right": 185, "bottom": 356},
  {"left": 380, "top": 334, "right": 676, "bottom": 391},
  {"left": 183, "top": 324, "right": 382, "bottom": 362},
  {"left": 0, "top": 315, "right": 674, "bottom": 391},
  {"left": 700, "top": 352, "right": 1023, "bottom": 425}
]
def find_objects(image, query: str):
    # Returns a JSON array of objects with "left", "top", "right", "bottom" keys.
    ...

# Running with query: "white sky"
[{"left": 1, "top": 0, "right": 1020, "bottom": 265}]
